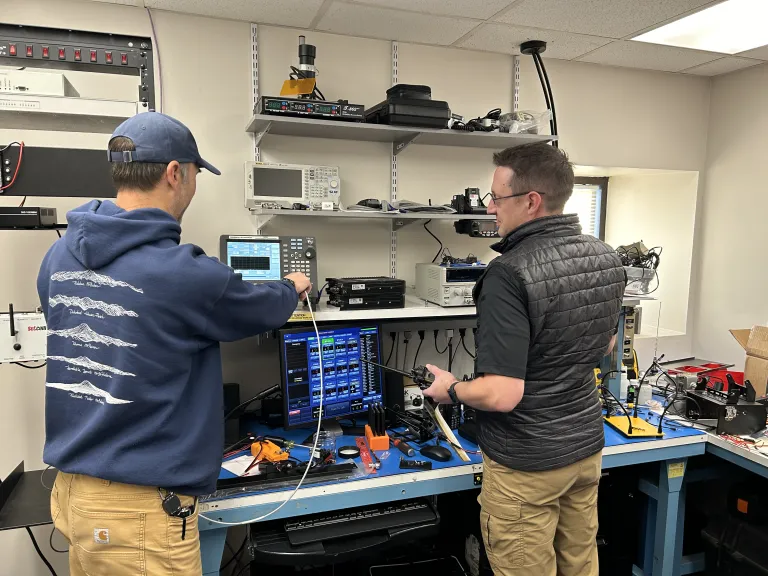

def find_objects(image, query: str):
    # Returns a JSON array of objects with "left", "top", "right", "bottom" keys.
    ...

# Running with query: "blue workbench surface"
[
  {"left": 605, "top": 406, "right": 704, "bottom": 445},
  {"left": 213, "top": 426, "right": 482, "bottom": 500},
  {"left": 212, "top": 409, "right": 704, "bottom": 502},
  {"left": 198, "top": 413, "right": 706, "bottom": 576}
]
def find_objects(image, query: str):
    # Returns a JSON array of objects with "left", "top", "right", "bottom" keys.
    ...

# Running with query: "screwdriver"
[{"left": 391, "top": 436, "right": 415, "bottom": 457}]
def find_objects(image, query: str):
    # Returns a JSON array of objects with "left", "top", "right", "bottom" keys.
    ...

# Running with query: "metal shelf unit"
[
  {"left": 289, "top": 294, "right": 477, "bottom": 323},
  {"left": 288, "top": 295, "right": 644, "bottom": 323},
  {"left": 249, "top": 208, "right": 496, "bottom": 231},
  {"left": 0, "top": 225, "right": 67, "bottom": 231},
  {"left": 245, "top": 114, "right": 556, "bottom": 156},
  {"left": 248, "top": 25, "right": 554, "bottom": 280}
]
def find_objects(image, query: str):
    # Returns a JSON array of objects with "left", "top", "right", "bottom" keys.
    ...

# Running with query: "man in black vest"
[{"left": 424, "top": 143, "right": 625, "bottom": 576}]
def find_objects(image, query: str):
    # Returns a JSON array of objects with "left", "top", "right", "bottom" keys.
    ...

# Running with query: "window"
[{"left": 566, "top": 177, "right": 608, "bottom": 239}]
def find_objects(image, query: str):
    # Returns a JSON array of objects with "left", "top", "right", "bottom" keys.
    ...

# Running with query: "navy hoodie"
[{"left": 37, "top": 200, "right": 298, "bottom": 495}]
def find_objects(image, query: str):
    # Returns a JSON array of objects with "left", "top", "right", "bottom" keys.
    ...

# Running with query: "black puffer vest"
[{"left": 474, "top": 214, "right": 626, "bottom": 471}]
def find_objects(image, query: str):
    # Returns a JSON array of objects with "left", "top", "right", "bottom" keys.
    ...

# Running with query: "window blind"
[{"left": 565, "top": 184, "right": 602, "bottom": 238}]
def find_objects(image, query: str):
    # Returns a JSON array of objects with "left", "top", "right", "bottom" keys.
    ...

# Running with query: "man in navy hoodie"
[{"left": 37, "top": 112, "right": 310, "bottom": 575}]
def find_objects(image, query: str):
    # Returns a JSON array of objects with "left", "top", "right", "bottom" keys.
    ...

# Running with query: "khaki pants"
[
  {"left": 51, "top": 472, "right": 202, "bottom": 576},
  {"left": 479, "top": 451, "right": 602, "bottom": 576}
]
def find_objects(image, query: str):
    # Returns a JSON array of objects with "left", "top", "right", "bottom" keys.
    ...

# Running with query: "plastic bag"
[{"left": 499, "top": 110, "right": 552, "bottom": 135}]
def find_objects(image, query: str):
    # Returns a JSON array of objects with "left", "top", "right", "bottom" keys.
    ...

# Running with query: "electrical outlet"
[{"left": 404, "top": 386, "right": 424, "bottom": 411}]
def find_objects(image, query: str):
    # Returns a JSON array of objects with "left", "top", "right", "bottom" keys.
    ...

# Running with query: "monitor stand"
[
  {"left": 321, "top": 420, "right": 343, "bottom": 437},
  {"left": 301, "top": 420, "right": 344, "bottom": 445}
]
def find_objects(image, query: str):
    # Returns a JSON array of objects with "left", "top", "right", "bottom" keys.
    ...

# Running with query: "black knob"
[
  {"left": 13, "top": 343, "right": 21, "bottom": 351},
  {"left": 304, "top": 247, "right": 316, "bottom": 259}
]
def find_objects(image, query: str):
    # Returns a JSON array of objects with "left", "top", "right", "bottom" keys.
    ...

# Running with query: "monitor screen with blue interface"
[
  {"left": 226, "top": 240, "right": 281, "bottom": 282},
  {"left": 280, "top": 325, "right": 384, "bottom": 428}
]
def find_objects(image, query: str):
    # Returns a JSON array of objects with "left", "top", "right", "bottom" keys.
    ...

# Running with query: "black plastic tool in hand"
[{"left": 360, "top": 359, "right": 435, "bottom": 389}]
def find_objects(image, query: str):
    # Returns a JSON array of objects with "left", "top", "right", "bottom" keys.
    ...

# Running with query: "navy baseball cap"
[{"left": 108, "top": 112, "right": 221, "bottom": 175}]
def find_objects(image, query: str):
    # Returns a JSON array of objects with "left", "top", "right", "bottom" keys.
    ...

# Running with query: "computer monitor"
[{"left": 279, "top": 324, "right": 385, "bottom": 429}]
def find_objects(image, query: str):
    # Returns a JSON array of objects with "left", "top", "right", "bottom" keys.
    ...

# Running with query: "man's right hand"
[{"left": 285, "top": 273, "right": 312, "bottom": 300}]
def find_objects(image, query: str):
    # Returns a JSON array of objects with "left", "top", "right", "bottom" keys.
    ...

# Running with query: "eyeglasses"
[{"left": 489, "top": 190, "right": 546, "bottom": 204}]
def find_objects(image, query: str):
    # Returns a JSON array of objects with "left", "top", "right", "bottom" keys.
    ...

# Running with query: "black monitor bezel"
[{"left": 278, "top": 322, "right": 385, "bottom": 430}]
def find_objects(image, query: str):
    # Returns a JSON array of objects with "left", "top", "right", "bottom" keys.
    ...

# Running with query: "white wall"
[
  {"left": 0, "top": 2, "right": 254, "bottom": 574},
  {"left": 0, "top": 1, "right": 715, "bottom": 573},
  {"left": 692, "top": 62, "right": 768, "bottom": 368},
  {"left": 606, "top": 171, "right": 699, "bottom": 336},
  {"left": 518, "top": 58, "right": 711, "bottom": 171}
]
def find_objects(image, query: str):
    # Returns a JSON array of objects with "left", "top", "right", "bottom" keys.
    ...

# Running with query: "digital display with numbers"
[{"left": 260, "top": 97, "right": 363, "bottom": 120}]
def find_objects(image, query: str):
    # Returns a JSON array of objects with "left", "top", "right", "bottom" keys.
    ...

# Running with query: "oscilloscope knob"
[{"left": 304, "top": 247, "right": 316, "bottom": 259}]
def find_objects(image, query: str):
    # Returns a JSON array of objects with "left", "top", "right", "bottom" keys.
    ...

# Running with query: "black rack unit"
[{"left": 0, "top": 23, "right": 155, "bottom": 110}]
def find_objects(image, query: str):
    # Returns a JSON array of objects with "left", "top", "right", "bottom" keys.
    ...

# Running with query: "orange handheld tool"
[{"left": 252, "top": 440, "right": 289, "bottom": 463}]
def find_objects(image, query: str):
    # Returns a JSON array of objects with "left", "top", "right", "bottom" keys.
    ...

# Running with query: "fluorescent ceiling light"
[{"left": 632, "top": 0, "right": 768, "bottom": 55}]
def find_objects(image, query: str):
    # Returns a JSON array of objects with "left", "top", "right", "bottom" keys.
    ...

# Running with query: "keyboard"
[{"left": 284, "top": 499, "right": 436, "bottom": 546}]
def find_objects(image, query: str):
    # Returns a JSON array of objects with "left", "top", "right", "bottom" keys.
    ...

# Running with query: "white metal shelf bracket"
[
  {"left": 253, "top": 121, "right": 272, "bottom": 148},
  {"left": 392, "top": 217, "right": 426, "bottom": 230},
  {"left": 251, "top": 23, "right": 262, "bottom": 162},
  {"left": 249, "top": 212, "right": 275, "bottom": 234},
  {"left": 393, "top": 133, "right": 421, "bottom": 156},
  {"left": 513, "top": 55, "right": 520, "bottom": 112},
  {"left": 389, "top": 41, "right": 399, "bottom": 279}
]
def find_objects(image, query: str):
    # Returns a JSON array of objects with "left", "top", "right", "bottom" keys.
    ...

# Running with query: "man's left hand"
[{"left": 423, "top": 364, "right": 458, "bottom": 404}]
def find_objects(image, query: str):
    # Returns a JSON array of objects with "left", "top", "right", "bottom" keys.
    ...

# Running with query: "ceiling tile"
[
  {"left": 144, "top": 0, "right": 325, "bottom": 27},
  {"left": 736, "top": 44, "right": 768, "bottom": 61},
  {"left": 577, "top": 40, "right": 721, "bottom": 72},
  {"left": 315, "top": 3, "right": 480, "bottom": 46},
  {"left": 494, "top": 0, "right": 717, "bottom": 39},
  {"left": 89, "top": 0, "right": 145, "bottom": 5},
  {"left": 457, "top": 23, "right": 611, "bottom": 60},
  {"left": 344, "top": 0, "right": 515, "bottom": 19},
  {"left": 682, "top": 57, "right": 763, "bottom": 76}
]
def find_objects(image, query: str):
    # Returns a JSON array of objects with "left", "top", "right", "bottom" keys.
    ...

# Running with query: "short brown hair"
[
  {"left": 493, "top": 143, "right": 574, "bottom": 212},
  {"left": 109, "top": 136, "right": 169, "bottom": 192}
]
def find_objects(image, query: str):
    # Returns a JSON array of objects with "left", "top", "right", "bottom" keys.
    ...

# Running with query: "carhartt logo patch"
[{"left": 94, "top": 528, "right": 109, "bottom": 544}]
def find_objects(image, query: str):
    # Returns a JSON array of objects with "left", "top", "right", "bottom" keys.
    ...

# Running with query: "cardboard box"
[{"left": 730, "top": 326, "right": 768, "bottom": 397}]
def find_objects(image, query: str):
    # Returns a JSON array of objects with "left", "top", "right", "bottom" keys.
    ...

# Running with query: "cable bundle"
[
  {"left": 616, "top": 241, "right": 662, "bottom": 270},
  {"left": 617, "top": 241, "right": 662, "bottom": 295}
]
